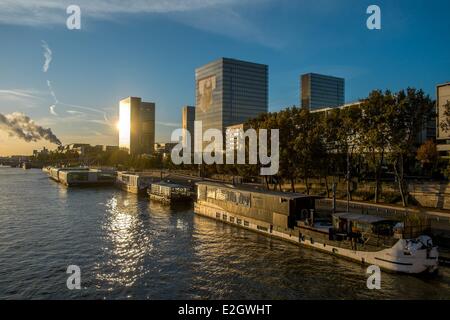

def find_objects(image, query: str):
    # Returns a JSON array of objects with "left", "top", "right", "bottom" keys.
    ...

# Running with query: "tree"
[
  {"left": 416, "top": 140, "right": 438, "bottom": 176},
  {"left": 292, "top": 108, "right": 326, "bottom": 194},
  {"left": 386, "top": 88, "right": 435, "bottom": 207}
]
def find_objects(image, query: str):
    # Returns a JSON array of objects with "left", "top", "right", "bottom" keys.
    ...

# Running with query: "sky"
[{"left": 0, "top": 0, "right": 449, "bottom": 156}]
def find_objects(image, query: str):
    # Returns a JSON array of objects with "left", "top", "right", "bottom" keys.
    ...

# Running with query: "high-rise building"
[
  {"left": 195, "top": 58, "right": 268, "bottom": 138},
  {"left": 301, "top": 73, "right": 345, "bottom": 110},
  {"left": 119, "top": 96, "right": 155, "bottom": 155},
  {"left": 437, "top": 82, "right": 450, "bottom": 158},
  {"left": 182, "top": 106, "right": 195, "bottom": 149}
]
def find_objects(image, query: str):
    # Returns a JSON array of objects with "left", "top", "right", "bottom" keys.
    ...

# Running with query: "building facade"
[
  {"left": 119, "top": 97, "right": 155, "bottom": 155},
  {"left": 437, "top": 82, "right": 450, "bottom": 158},
  {"left": 301, "top": 73, "right": 345, "bottom": 110},
  {"left": 182, "top": 106, "right": 195, "bottom": 149},
  {"left": 195, "top": 58, "right": 268, "bottom": 139}
]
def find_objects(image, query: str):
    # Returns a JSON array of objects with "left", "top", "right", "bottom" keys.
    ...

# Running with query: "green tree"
[
  {"left": 416, "top": 139, "right": 438, "bottom": 176},
  {"left": 359, "top": 90, "right": 395, "bottom": 203},
  {"left": 386, "top": 88, "right": 435, "bottom": 207},
  {"left": 292, "top": 108, "right": 326, "bottom": 194}
]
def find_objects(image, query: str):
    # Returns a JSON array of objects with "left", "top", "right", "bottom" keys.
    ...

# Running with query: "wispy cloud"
[
  {"left": 0, "top": 0, "right": 278, "bottom": 47},
  {"left": 46, "top": 80, "right": 59, "bottom": 115},
  {"left": 41, "top": 40, "right": 52, "bottom": 73},
  {"left": 0, "top": 89, "right": 47, "bottom": 109},
  {"left": 156, "top": 121, "right": 180, "bottom": 128},
  {"left": 49, "top": 105, "right": 58, "bottom": 116},
  {"left": 66, "top": 110, "right": 85, "bottom": 115}
]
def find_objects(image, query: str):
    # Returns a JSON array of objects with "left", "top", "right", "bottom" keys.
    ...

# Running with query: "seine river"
[{"left": 0, "top": 167, "right": 449, "bottom": 299}]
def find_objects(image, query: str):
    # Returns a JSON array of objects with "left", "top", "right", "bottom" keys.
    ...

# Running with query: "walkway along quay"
[{"left": 194, "top": 182, "right": 439, "bottom": 274}]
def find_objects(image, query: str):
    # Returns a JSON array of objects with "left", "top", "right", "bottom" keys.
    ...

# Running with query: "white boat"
[{"left": 194, "top": 181, "right": 439, "bottom": 274}]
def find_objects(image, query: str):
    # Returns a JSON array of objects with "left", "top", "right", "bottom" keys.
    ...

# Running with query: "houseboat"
[
  {"left": 116, "top": 172, "right": 155, "bottom": 194},
  {"left": 48, "top": 167, "right": 89, "bottom": 182},
  {"left": 194, "top": 181, "right": 439, "bottom": 274},
  {"left": 148, "top": 182, "right": 192, "bottom": 204},
  {"left": 57, "top": 169, "right": 116, "bottom": 187}
]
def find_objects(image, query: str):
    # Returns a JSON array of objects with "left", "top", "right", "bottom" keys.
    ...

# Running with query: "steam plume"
[{"left": 0, "top": 112, "right": 61, "bottom": 145}]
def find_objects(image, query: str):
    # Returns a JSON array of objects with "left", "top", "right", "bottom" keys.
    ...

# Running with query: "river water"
[{"left": 0, "top": 167, "right": 449, "bottom": 299}]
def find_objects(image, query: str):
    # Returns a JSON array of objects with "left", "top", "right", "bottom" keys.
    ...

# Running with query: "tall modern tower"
[
  {"left": 119, "top": 97, "right": 155, "bottom": 155},
  {"left": 182, "top": 106, "right": 195, "bottom": 149},
  {"left": 437, "top": 82, "right": 450, "bottom": 158},
  {"left": 195, "top": 58, "right": 268, "bottom": 137},
  {"left": 301, "top": 73, "right": 345, "bottom": 110}
]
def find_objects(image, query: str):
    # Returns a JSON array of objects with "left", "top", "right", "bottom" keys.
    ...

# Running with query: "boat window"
[
  {"left": 252, "top": 196, "right": 264, "bottom": 209},
  {"left": 207, "top": 188, "right": 216, "bottom": 199},
  {"left": 207, "top": 187, "right": 250, "bottom": 208},
  {"left": 244, "top": 221, "right": 249, "bottom": 227},
  {"left": 373, "top": 221, "right": 397, "bottom": 236},
  {"left": 216, "top": 189, "right": 227, "bottom": 201},
  {"left": 257, "top": 225, "right": 268, "bottom": 232},
  {"left": 198, "top": 186, "right": 206, "bottom": 200},
  {"left": 237, "top": 192, "right": 250, "bottom": 207}
]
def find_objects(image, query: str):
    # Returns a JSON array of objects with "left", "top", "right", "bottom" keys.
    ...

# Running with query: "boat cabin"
[
  {"left": 196, "top": 182, "right": 319, "bottom": 230},
  {"left": 331, "top": 212, "right": 401, "bottom": 239},
  {"left": 148, "top": 181, "right": 192, "bottom": 203},
  {"left": 116, "top": 171, "right": 155, "bottom": 193}
]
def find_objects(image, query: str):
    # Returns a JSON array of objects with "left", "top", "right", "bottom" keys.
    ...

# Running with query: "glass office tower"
[
  {"left": 301, "top": 73, "right": 345, "bottom": 110},
  {"left": 119, "top": 97, "right": 155, "bottom": 155},
  {"left": 195, "top": 58, "right": 268, "bottom": 137},
  {"left": 182, "top": 106, "right": 195, "bottom": 149}
]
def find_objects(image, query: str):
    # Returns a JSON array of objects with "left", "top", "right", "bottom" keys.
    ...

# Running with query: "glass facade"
[
  {"left": 301, "top": 73, "right": 345, "bottom": 110},
  {"left": 182, "top": 106, "right": 195, "bottom": 148},
  {"left": 119, "top": 97, "right": 155, "bottom": 155},
  {"left": 195, "top": 58, "right": 268, "bottom": 137},
  {"left": 140, "top": 102, "right": 155, "bottom": 155}
]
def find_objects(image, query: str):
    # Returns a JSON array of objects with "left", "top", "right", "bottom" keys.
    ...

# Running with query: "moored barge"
[
  {"left": 48, "top": 166, "right": 89, "bottom": 182},
  {"left": 148, "top": 182, "right": 192, "bottom": 204},
  {"left": 58, "top": 169, "right": 116, "bottom": 186},
  {"left": 116, "top": 171, "right": 155, "bottom": 194},
  {"left": 194, "top": 181, "right": 439, "bottom": 274}
]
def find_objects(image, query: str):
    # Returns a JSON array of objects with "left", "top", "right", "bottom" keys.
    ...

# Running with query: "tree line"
[{"left": 215, "top": 88, "right": 449, "bottom": 207}]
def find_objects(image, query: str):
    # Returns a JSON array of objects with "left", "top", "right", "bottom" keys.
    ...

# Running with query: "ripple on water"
[{"left": 0, "top": 168, "right": 449, "bottom": 299}]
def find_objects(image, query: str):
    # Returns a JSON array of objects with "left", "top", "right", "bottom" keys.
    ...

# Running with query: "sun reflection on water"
[{"left": 95, "top": 193, "right": 153, "bottom": 288}]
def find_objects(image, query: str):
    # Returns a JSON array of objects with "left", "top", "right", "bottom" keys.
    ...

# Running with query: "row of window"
[
  {"left": 215, "top": 212, "right": 273, "bottom": 234},
  {"left": 216, "top": 212, "right": 249, "bottom": 227}
]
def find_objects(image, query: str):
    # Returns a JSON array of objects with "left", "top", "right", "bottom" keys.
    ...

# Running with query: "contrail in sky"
[{"left": 41, "top": 40, "right": 52, "bottom": 73}]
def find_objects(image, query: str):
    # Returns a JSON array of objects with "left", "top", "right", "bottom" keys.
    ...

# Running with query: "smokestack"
[{"left": 0, "top": 112, "right": 61, "bottom": 145}]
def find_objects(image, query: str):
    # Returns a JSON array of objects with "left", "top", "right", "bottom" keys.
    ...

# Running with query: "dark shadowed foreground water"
[{"left": 0, "top": 167, "right": 449, "bottom": 299}]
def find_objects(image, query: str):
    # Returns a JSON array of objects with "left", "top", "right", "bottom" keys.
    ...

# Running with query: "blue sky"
[{"left": 0, "top": 0, "right": 449, "bottom": 155}]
